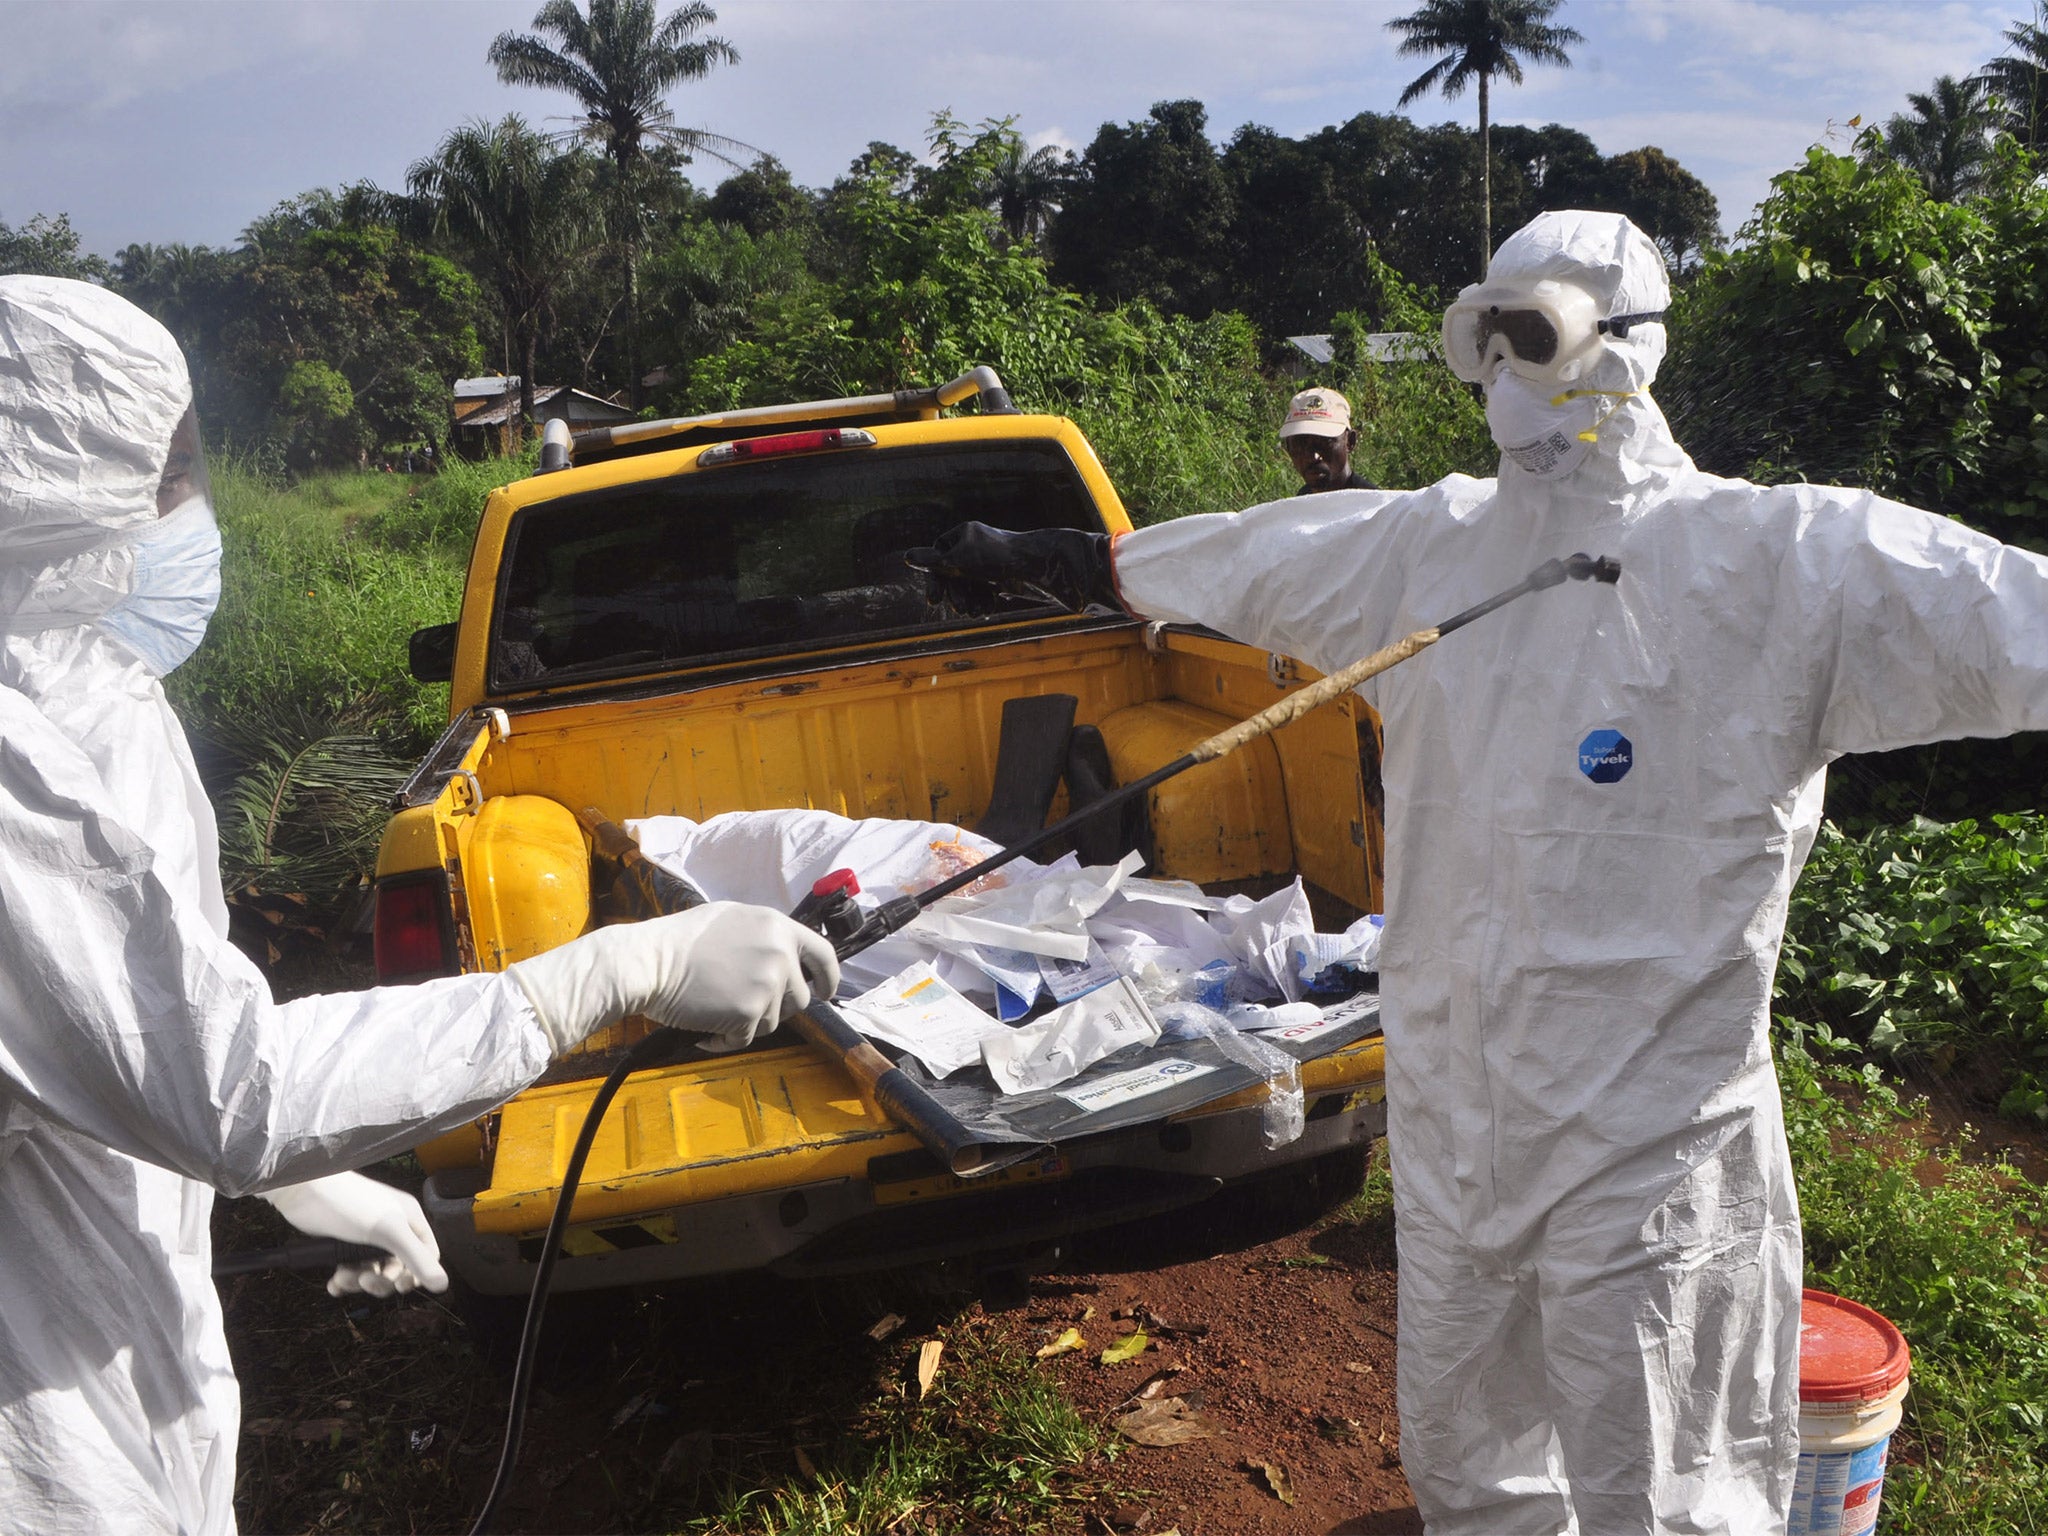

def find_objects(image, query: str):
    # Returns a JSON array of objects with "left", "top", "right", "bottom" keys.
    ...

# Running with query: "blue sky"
[{"left": 0, "top": 0, "right": 2031, "bottom": 259}]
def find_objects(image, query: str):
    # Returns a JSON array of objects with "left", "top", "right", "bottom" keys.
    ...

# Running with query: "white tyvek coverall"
[
  {"left": 0, "top": 280, "right": 555, "bottom": 1531},
  {"left": 1114, "top": 213, "right": 2048, "bottom": 1533}
]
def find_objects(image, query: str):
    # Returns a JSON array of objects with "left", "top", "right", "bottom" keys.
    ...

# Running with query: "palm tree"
[
  {"left": 1979, "top": 2, "right": 2048, "bottom": 149},
  {"left": 407, "top": 117, "right": 594, "bottom": 434},
  {"left": 1387, "top": 0, "right": 1583, "bottom": 276},
  {"left": 985, "top": 139, "right": 1069, "bottom": 245},
  {"left": 1885, "top": 75, "right": 1998, "bottom": 202},
  {"left": 489, "top": 0, "right": 749, "bottom": 401}
]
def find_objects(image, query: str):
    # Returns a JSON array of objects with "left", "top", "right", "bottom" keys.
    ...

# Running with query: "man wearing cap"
[{"left": 1280, "top": 388, "right": 1376, "bottom": 494}]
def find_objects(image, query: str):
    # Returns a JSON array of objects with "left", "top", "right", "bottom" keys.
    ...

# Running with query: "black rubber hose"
[{"left": 468, "top": 1029, "right": 678, "bottom": 1536}]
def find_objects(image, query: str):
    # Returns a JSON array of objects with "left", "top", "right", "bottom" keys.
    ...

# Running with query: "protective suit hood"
[
  {"left": 0, "top": 278, "right": 211, "bottom": 659},
  {"left": 0, "top": 276, "right": 190, "bottom": 557},
  {"left": 1480, "top": 212, "right": 1688, "bottom": 496}
]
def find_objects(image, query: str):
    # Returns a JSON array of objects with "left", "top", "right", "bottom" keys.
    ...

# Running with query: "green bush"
[
  {"left": 1777, "top": 815, "right": 2048, "bottom": 1120},
  {"left": 1661, "top": 136, "right": 2003, "bottom": 520}
]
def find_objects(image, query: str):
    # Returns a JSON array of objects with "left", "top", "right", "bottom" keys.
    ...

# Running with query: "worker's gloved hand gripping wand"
[{"left": 467, "top": 549, "right": 1621, "bottom": 1534}]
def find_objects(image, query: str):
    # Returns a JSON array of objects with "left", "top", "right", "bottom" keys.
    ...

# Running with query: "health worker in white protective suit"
[
  {"left": 0, "top": 275, "right": 839, "bottom": 1535},
  {"left": 917, "top": 211, "right": 2048, "bottom": 1533}
]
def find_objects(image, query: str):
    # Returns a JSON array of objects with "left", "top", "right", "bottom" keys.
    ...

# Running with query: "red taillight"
[
  {"left": 373, "top": 874, "right": 457, "bottom": 982},
  {"left": 697, "top": 427, "right": 877, "bottom": 467}
]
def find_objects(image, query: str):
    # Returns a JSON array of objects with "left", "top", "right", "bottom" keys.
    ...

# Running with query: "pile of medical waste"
[{"left": 634, "top": 809, "right": 1383, "bottom": 1148}]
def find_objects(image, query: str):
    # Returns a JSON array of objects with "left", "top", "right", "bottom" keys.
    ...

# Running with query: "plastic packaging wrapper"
[
  {"left": 981, "top": 976, "right": 1161, "bottom": 1093},
  {"left": 910, "top": 850, "right": 1144, "bottom": 959},
  {"left": 1145, "top": 997, "right": 1304, "bottom": 1149},
  {"left": 630, "top": 808, "right": 1040, "bottom": 993},
  {"left": 1210, "top": 883, "right": 1317, "bottom": 1001},
  {"left": 630, "top": 810, "right": 1382, "bottom": 1148},
  {"left": 839, "top": 961, "right": 1008, "bottom": 1078},
  {"left": 1288, "top": 913, "right": 1384, "bottom": 997}
]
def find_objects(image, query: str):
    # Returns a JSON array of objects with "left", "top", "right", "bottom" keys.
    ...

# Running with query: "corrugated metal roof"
[
  {"left": 453, "top": 375, "right": 520, "bottom": 398},
  {"left": 456, "top": 387, "right": 634, "bottom": 429},
  {"left": 1286, "top": 332, "right": 1429, "bottom": 365}
]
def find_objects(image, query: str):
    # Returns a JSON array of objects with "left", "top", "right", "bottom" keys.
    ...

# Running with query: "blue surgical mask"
[{"left": 97, "top": 495, "right": 222, "bottom": 676}]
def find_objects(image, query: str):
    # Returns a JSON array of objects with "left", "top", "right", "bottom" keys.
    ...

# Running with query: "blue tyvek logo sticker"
[{"left": 1578, "top": 729, "right": 1633, "bottom": 783}]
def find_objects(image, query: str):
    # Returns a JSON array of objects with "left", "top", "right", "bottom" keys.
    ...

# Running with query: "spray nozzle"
[
  {"left": 1566, "top": 553, "right": 1623, "bottom": 584},
  {"left": 1526, "top": 553, "right": 1623, "bottom": 593}
]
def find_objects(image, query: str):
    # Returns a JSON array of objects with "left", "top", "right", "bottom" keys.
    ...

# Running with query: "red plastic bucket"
[{"left": 1788, "top": 1289, "right": 1911, "bottom": 1536}]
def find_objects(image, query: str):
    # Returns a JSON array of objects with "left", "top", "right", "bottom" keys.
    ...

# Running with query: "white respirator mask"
[
  {"left": 96, "top": 494, "right": 223, "bottom": 676},
  {"left": 1484, "top": 374, "right": 1643, "bottom": 479}
]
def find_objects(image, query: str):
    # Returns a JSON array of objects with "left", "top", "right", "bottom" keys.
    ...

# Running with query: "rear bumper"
[{"left": 424, "top": 1086, "right": 1385, "bottom": 1295}]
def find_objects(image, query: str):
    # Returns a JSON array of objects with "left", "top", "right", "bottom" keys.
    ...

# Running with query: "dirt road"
[
  {"left": 1035, "top": 1163, "right": 1422, "bottom": 1536},
  {"left": 222, "top": 1148, "right": 1416, "bottom": 1534}
]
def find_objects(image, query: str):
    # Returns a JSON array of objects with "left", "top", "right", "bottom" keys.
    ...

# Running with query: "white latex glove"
[
  {"left": 506, "top": 901, "right": 841, "bottom": 1056},
  {"left": 262, "top": 1172, "right": 448, "bottom": 1299}
]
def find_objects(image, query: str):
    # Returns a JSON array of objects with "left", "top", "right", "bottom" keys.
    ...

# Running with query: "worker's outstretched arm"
[
  {"left": 1809, "top": 491, "right": 2048, "bottom": 757},
  {"left": 0, "top": 696, "right": 835, "bottom": 1196},
  {"left": 0, "top": 702, "right": 552, "bottom": 1194},
  {"left": 1111, "top": 487, "right": 1417, "bottom": 680}
]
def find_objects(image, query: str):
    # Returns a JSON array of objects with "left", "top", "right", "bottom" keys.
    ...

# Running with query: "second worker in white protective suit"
[
  {"left": 916, "top": 211, "right": 2048, "bottom": 1533},
  {"left": 0, "top": 275, "right": 839, "bottom": 1535}
]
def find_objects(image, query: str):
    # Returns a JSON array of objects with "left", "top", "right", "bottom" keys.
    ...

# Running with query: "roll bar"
[{"left": 568, "top": 366, "right": 1017, "bottom": 461}]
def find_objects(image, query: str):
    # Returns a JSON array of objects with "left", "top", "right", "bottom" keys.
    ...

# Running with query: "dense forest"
[{"left": 0, "top": 0, "right": 1720, "bottom": 475}]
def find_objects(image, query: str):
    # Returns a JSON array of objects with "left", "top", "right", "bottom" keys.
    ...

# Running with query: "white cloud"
[{"left": 0, "top": 0, "right": 2030, "bottom": 254}]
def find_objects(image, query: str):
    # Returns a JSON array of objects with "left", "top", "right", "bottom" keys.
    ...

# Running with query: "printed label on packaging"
[
  {"left": 1057, "top": 1055, "right": 1218, "bottom": 1112},
  {"left": 1038, "top": 937, "right": 1121, "bottom": 1002}
]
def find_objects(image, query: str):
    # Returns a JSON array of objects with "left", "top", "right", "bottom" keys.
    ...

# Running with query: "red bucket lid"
[{"left": 1799, "top": 1289, "right": 1910, "bottom": 1402}]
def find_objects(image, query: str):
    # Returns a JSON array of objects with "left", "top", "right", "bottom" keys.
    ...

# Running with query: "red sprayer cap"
[
  {"left": 1799, "top": 1289, "right": 1911, "bottom": 1403},
  {"left": 812, "top": 868, "right": 861, "bottom": 899}
]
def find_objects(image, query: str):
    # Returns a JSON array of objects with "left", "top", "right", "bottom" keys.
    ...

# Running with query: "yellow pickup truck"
[{"left": 375, "top": 368, "right": 1390, "bottom": 1297}]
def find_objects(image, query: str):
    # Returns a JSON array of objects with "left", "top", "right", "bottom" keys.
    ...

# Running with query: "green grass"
[
  {"left": 174, "top": 454, "right": 533, "bottom": 748},
  {"left": 1777, "top": 1025, "right": 2048, "bottom": 1533},
  {"left": 689, "top": 1316, "right": 1112, "bottom": 1535}
]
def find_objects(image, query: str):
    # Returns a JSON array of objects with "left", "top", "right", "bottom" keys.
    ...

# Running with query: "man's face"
[
  {"left": 156, "top": 407, "right": 205, "bottom": 517},
  {"left": 1283, "top": 428, "right": 1355, "bottom": 492}
]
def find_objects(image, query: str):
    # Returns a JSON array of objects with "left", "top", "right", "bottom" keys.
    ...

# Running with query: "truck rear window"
[{"left": 491, "top": 441, "right": 1107, "bottom": 689}]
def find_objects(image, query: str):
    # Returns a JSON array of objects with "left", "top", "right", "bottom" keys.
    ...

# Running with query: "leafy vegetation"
[
  {"left": 1773, "top": 815, "right": 2048, "bottom": 1531},
  {"left": 0, "top": 210, "right": 109, "bottom": 281},
  {"left": 1778, "top": 815, "right": 2048, "bottom": 1123},
  {"left": 1661, "top": 139, "right": 2006, "bottom": 523},
  {"left": 1774, "top": 1030, "right": 2048, "bottom": 1533},
  {"left": 117, "top": 198, "right": 486, "bottom": 470},
  {"left": 670, "top": 118, "right": 1493, "bottom": 525}
]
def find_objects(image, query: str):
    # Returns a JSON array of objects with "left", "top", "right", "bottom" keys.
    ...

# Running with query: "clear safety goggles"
[{"left": 1442, "top": 278, "right": 1663, "bottom": 386}]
